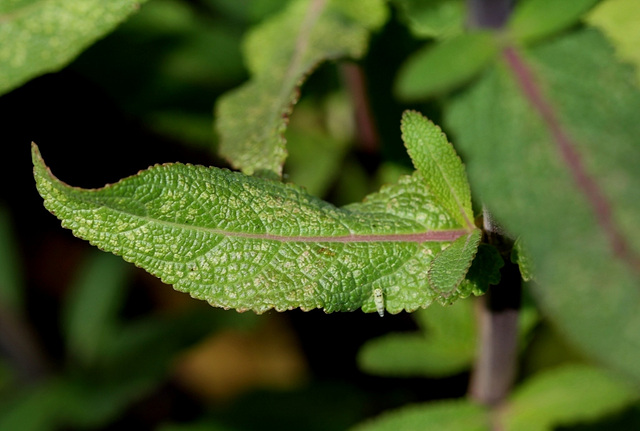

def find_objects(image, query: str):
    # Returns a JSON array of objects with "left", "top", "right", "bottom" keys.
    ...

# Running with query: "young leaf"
[
  {"left": 63, "top": 251, "right": 129, "bottom": 367},
  {"left": 508, "top": 0, "right": 599, "bottom": 44},
  {"left": 357, "top": 299, "right": 477, "bottom": 377},
  {"left": 446, "top": 29, "right": 640, "bottom": 381},
  {"left": 401, "top": 111, "right": 474, "bottom": 229},
  {"left": 395, "top": 31, "right": 498, "bottom": 101},
  {"left": 0, "top": 0, "right": 149, "bottom": 96},
  {"left": 428, "top": 229, "right": 481, "bottom": 300},
  {"left": 349, "top": 399, "right": 490, "bottom": 431},
  {"left": 32, "top": 134, "right": 475, "bottom": 314},
  {"left": 215, "top": 0, "right": 388, "bottom": 177},
  {"left": 393, "top": 0, "right": 465, "bottom": 40},
  {"left": 499, "top": 365, "right": 639, "bottom": 431}
]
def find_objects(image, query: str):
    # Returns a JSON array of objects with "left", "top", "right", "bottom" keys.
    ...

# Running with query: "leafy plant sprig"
[{"left": 32, "top": 111, "right": 487, "bottom": 316}]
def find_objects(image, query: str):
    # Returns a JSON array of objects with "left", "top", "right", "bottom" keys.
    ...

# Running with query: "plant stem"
[
  {"left": 464, "top": 0, "right": 521, "bottom": 410},
  {"left": 468, "top": 212, "right": 522, "bottom": 405},
  {"left": 467, "top": 0, "right": 512, "bottom": 29},
  {"left": 340, "top": 62, "right": 379, "bottom": 154}
]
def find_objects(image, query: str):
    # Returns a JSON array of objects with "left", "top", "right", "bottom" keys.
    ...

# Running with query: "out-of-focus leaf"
[
  {"left": 0, "top": 0, "right": 149, "bottom": 96},
  {"left": 62, "top": 251, "right": 129, "bottom": 367},
  {"left": 284, "top": 94, "right": 353, "bottom": 196},
  {"left": 0, "top": 207, "right": 23, "bottom": 311},
  {"left": 508, "top": 0, "right": 599, "bottom": 44},
  {"left": 395, "top": 32, "right": 498, "bottom": 101},
  {"left": 216, "top": 0, "right": 388, "bottom": 176},
  {"left": 159, "top": 422, "right": 238, "bottom": 431},
  {"left": 358, "top": 299, "right": 476, "bottom": 377},
  {"left": 349, "top": 399, "right": 490, "bottom": 431},
  {"left": 203, "top": 0, "right": 289, "bottom": 23},
  {"left": 500, "top": 365, "right": 640, "bottom": 431},
  {"left": 446, "top": 29, "right": 640, "bottom": 381},
  {"left": 393, "top": 0, "right": 464, "bottom": 39},
  {"left": 586, "top": 0, "right": 640, "bottom": 87}
]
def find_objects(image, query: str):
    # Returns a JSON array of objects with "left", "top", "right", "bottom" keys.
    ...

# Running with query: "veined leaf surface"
[
  {"left": 32, "top": 112, "right": 478, "bottom": 315},
  {"left": 215, "top": 0, "right": 388, "bottom": 177}
]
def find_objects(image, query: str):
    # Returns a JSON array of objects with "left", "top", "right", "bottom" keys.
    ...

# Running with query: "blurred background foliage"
[{"left": 2, "top": 0, "right": 640, "bottom": 429}]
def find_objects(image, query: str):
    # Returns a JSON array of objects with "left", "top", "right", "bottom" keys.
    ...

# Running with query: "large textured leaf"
[
  {"left": 499, "top": 365, "right": 639, "bottom": 431},
  {"left": 446, "top": 29, "right": 640, "bottom": 381},
  {"left": 215, "top": 0, "right": 388, "bottom": 177},
  {"left": 0, "top": 0, "right": 148, "bottom": 96},
  {"left": 32, "top": 112, "right": 478, "bottom": 314}
]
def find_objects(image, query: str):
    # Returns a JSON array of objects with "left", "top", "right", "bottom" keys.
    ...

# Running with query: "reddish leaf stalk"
[{"left": 340, "top": 62, "right": 380, "bottom": 153}]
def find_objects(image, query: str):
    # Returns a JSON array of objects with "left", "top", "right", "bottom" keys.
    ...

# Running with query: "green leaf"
[
  {"left": 0, "top": 207, "right": 24, "bottom": 311},
  {"left": 393, "top": 0, "right": 465, "bottom": 39},
  {"left": 401, "top": 110, "right": 474, "bottom": 228},
  {"left": 428, "top": 229, "right": 481, "bottom": 300},
  {"left": 62, "top": 251, "right": 129, "bottom": 367},
  {"left": 32, "top": 128, "right": 476, "bottom": 314},
  {"left": 586, "top": 0, "right": 640, "bottom": 87},
  {"left": 215, "top": 0, "right": 388, "bottom": 177},
  {"left": 349, "top": 399, "right": 490, "bottom": 431},
  {"left": 284, "top": 93, "right": 353, "bottom": 196},
  {"left": 510, "top": 238, "right": 534, "bottom": 282},
  {"left": 500, "top": 365, "right": 640, "bottom": 431},
  {"left": 457, "top": 243, "right": 503, "bottom": 297},
  {"left": 357, "top": 299, "right": 477, "bottom": 377},
  {"left": 0, "top": 0, "right": 149, "bottom": 96},
  {"left": 446, "top": 29, "right": 640, "bottom": 381},
  {"left": 508, "top": 0, "right": 600, "bottom": 44},
  {"left": 395, "top": 32, "right": 498, "bottom": 101}
]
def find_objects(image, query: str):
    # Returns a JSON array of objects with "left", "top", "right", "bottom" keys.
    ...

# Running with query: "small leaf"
[
  {"left": 500, "top": 365, "right": 640, "bottom": 431},
  {"left": 358, "top": 299, "right": 476, "bottom": 377},
  {"left": 62, "top": 251, "right": 129, "bottom": 367},
  {"left": 32, "top": 133, "right": 474, "bottom": 314},
  {"left": 457, "top": 243, "right": 503, "bottom": 297},
  {"left": 0, "top": 0, "right": 149, "bottom": 96},
  {"left": 349, "top": 399, "right": 490, "bottom": 431},
  {"left": 586, "top": 0, "right": 640, "bottom": 87},
  {"left": 395, "top": 31, "right": 498, "bottom": 101},
  {"left": 216, "top": 0, "right": 388, "bottom": 176},
  {"left": 510, "top": 238, "right": 534, "bottom": 282},
  {"left": 508, "top": 0, "right": 599, "bottom": 44},
  {"left": 429, "top": 229, "right": 481, "bottom": 299},
  {"left": 401, "top": 110, "right": 474, "bottom": 228},
  {"left": 393, "top": 0, "right": 465, "bottom": 39}
]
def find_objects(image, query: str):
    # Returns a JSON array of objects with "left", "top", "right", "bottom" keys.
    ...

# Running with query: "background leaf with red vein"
[{"left": 446, "top": 28, "right": 640, "bottom": 382}]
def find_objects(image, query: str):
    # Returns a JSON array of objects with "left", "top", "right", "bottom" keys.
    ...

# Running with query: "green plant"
[{"left": 2, "top": 0, "right": 640, "bottom": 429}]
